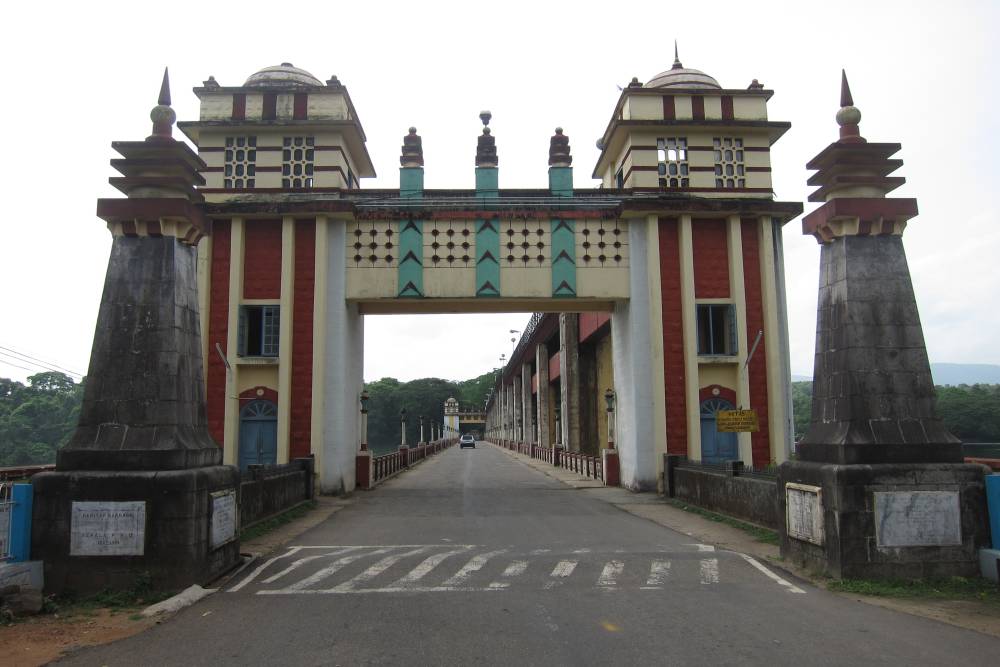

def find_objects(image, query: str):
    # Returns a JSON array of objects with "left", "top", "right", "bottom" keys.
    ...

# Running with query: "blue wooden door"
[
  {"left": 700, "top": 398, "right": 738, "bottom": 463},
  {"left": 239, "top": 400, "right": 278, "bottom": 470}
]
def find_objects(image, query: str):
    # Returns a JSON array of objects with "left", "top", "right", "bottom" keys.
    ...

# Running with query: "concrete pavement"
[{"left": 59, "top": 443, "right": 1000, "bottom": 666}]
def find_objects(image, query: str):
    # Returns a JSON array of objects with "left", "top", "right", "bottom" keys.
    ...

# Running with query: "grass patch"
[
  {"left": 665, "top": 498, "right": 779, "bottom": 545},
  {"left": 43, "top": 572, "right": 173, "bottom": 619},
  {"left": 240, "top": 500, "right": 318, "bottom": 542},
  {"left": 829, "top": 577, "right": 1000, "bottom": 605}
]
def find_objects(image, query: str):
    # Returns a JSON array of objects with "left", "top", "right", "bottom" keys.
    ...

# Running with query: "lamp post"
[
  {"left": 359, "top": 389, "right": 370, "bottom": 452},
  {"left": 400, "top": 408, "right": 407, "bottom": 447},
  {"left": 419, "top": 415, "right": 425, "bottom": 444},
  {"left": 604, "top": 388, "right": 616, "bottom": 450}
]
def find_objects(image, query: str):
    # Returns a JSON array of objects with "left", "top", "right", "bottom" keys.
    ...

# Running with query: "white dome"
[
  {"left": 645, "top": 65, "right": 721, "bottom": 90},
  {"left": 244, "top": 63, "right": 322, "bottom": 88}
]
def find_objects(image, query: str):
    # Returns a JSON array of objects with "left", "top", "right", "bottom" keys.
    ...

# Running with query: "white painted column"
[
  {"left": 311, "top": 216, "right": 329, "bottom": 475},
  {"left": 276, "top": 216, "right": 296, "bottom": 464},
  {"left": 521, "top": 362, "right": 533, "bottom": 443},
  {"left": 513, "top": 374, "right": 522, "bottom": 442},
  {"left": 223, "top": 218, "right": 245, "bottom": 466},
  {"left": 320, "top": 220, "right": 364, "bottom": 494},
  {"left": 760, "top": 216, "right": 792, "bottom": 462},
  {"left": 611, "top": 214, "right": 666, "bottom": 491},
  {"left": 535, "top": 343, "right": 550, "bottom": 448},
  {"left": 678, "top": 215, "right": 701, "bottom": 461},
  {"left": 197, "top": 235, "right": 212, "bottom": 390},
  {"left": 727, "top": 215, "right": 753, "bottom": 464}
]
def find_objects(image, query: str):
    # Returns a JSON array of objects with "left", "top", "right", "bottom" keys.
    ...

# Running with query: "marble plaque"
[
  {"left": 211, "top": 490, "right": 237, "bottom": 550},
  {"left": 70, "top": 501, "right": 146, "bottom": 556},
  {"left": 874, "top": 491, "right": 961, "bottom": 547},
  {"left": 786, "top": 483, "right": 824, "bottom": 546}
]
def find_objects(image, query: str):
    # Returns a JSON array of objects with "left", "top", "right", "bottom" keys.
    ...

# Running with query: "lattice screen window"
[
  {"left": 576, "top": 220, "right": 629, "bottom": 266},
  {"left": 348, "top": 221, "right": 396, "bottom": 267},
  {"left": 425, "top": 221, "right": 475, "bottom": 267},
  {"left": 503, "top": 221, "right": 549, "bottom": 266},
  {"left": 713, "top": 137, "right": 746, "bottom": 189},
  {"left": 282, "top": 136, "right": 315, "bottom": 188},
  {"left": 657, "top": 137, "right": 689, "bottom": 188},
  {"left": 224, "top": 136, "right": 257, "bottom": 189}
]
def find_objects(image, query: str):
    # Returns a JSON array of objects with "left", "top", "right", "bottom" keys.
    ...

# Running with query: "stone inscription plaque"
[
  {"left": 786, "top": 483, "right": 824, "bottom": 546},
  {"left": 70, "top": 501, "right": 146, "bottom": 556},
  {"left": 211, "top": 490, "right": 237, "bottom": 550},
  {"left": 874, "top": 491, "right": 961, "bottom": 548}
]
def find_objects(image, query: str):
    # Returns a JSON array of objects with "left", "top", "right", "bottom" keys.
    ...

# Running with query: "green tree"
[{"left": 0, "top": 372, "right": 84, "bottom": 467}]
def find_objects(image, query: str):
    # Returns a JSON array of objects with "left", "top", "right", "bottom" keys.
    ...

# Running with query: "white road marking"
[
  {"left": 261, "top": 547, "right": 362, "bottom": 584},
  {"left": 571, "top": 548, "right": 591, "bottom": 554},
  {"left": 390, "top": 549, "right": 468, "bottom": 586},
  {"left": 700, "top": 558, "right": 720, "bottom": 584},
  {"left": 544, "top": 560, "right": 578, "bottom": 589},
  {"left": 442, "top": 549, "right": 507, "bottom": 587},
  {"left": 738, "top": 553, "right": 806, "bottom": 594},
  {"left": 529, "top": 549, "right": 551, "bottom": 555},
  {"left": 283, "top": 548, "right": 394, "bottom": 591},
  {"left": 597, "top": 560, "right": 625, "bottom": 588},
  {"left": 489, "top": 560, "right": 529, "bottom": 589},
  {"left": 228, "top": 547, "right": 302, "bottom": 593},
  {"left": 643, "top": 559, "right": 671, "bottom": 588},
  {"left": 328, "top": 547, "right": 431, "bottom": 592},
  {"left": 690, "top": 544, "right": 716, "bottom": 552}
]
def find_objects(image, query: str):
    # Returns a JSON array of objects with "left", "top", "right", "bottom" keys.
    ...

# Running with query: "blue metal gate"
[
  {"left": 700, "top": 397, "right": 738, "bottom": 463},
  {"left": 239, "top": 400, "right": 278, "bottom": 470}
]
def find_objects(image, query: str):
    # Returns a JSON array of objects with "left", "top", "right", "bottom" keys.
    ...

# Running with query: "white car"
[{"left": 459, "top": 434, "right": 476, "bottom": 449}]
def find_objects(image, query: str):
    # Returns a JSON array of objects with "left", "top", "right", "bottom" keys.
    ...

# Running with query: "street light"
[
  {"left": 419, "top": 414, "right": 425, "bottom": 444},
  {"left": 554, "top": 402, "right": 562, "bottom": 447},
  {"left": 400, "top": 407, "right": 408, "bottom": 447},
  {"left": 604, "top": 388, "right": 616, "bottom": 450},
  {"left": 359, "top": 390, "right": 370, "bottom": 452}
]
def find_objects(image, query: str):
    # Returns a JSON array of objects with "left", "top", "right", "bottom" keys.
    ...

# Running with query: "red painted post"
[
  {"left": 356, "top": 451, "right": 373, "bottom": 489},
  {"left": 602, "top": 449, "right": 620, "bottom": 486}
]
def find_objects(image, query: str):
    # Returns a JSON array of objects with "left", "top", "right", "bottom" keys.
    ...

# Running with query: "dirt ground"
[{"left": 0, "top": 608, "right": 158, "bottom": 666}]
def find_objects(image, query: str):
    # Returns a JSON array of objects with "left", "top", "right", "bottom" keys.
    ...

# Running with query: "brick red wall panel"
[
  {"left": 692, "top": 219, "right": 730, "bottom": 298},
  {"left": 692, "top": 96, "right": 705, "bottom": 120},
  {"left": 578, "top": 312, "right": 611, "bottom": 343},
  {"left": 549, "top": 351, "right": 561, "bottom": 382},
  {"left": 207, "top": 221, "right": 231, "bottom": 445},
  {"left": 658, "top": 218, "right": 687, "bottom": 455},
  {"left": 243, "top": 220, "right": 282, "bottom": 299},
  {"left": 290, "top": 220, "right": 316, "bottom": 460},
  {"left": 741, "top": 218, "right": 771, "bottom": 464}
]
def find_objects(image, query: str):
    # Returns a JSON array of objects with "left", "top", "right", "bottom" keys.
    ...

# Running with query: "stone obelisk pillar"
[
  {"left": 31, "top": 70, "right": 241, "bottom": 594},
  {"left": 777, "top": 72, "right": 989, "bottom": 579}
]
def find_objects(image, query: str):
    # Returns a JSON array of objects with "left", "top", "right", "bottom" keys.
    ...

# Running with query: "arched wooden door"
[
  {"left": 239, "top": 400, "right": 278, "bottom": 470},
  {"left": 700, "top": 397, "right": 738, "bottom": 463}
]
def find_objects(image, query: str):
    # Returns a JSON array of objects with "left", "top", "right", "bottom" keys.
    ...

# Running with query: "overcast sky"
[{"left": 1, "top": 0, "right": 996, "bottom": 386}]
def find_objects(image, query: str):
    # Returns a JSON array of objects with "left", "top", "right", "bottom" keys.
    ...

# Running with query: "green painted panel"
[
  {"left": 551, "top": 219, "right": 576, "bottom": 297},
  {"left": 476, "top": 167, "right": 500, "bottom": 297},
  {"left": 549, "top": 167, "right": 573, "bottom": 198},
  {"left": 398, "top": 167, "right": 424, "bottom": 297},
  {"left": 476, "top": 218, "right": 500, "bottom": 297}
]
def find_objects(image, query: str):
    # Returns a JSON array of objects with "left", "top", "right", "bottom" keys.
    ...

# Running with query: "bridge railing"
[
  {"left": 366, "top": 439, "right": 458, "bottom": 489},
  {"left": 492, "top": 440, "right": 606, "bottom": 483}
]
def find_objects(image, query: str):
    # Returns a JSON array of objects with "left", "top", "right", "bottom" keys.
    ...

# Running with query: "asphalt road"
[{"left": 60, "top": 444, "right": 999, "bottom": 666}]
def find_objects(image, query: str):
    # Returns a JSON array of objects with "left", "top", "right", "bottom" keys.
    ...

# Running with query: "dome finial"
[
  {"left": 672, "top": 40, "right": 683, "bottom": 69},
  {"left": 840, "top": 69, "right": 854, "bottom": 107},
  {"left": 835, "top": 69, "right": 865, "bottom": 144},
  {"left": 148, "top": 67, "right": 176, "bottom": 142},
  {"left": 157, "top": 67, "right": 171, "bottom": 106}
]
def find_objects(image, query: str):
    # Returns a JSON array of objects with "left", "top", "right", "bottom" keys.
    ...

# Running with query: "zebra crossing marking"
[{"left": 228, "top": 544, "right": 806, "bottom": 596}]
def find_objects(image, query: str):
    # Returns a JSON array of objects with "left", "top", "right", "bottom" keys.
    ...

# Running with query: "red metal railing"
[
  {"left": 367, "top": 439, "right": 458, "bottom": 488},
  {"left": 492, "top": 440, "right": 605, "bottom": 483}
]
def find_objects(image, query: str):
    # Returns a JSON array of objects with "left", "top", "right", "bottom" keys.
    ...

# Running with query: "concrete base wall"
[
  {"left": 672, "top": 466, "right": 779, "bottom": 530},
  {"left": 240, "top": 458, "right": 314, "bottom": 527},
  {"left": 778, "top": 461, "right": 991, "bottom": 579},
  {"left": 31, "top": 466, "right": 241, "bottom": 595}
]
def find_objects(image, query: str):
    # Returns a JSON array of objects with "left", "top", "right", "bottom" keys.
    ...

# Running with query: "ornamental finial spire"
[
  {"left": 672, "top": 40, "right": 682, "bottom": 69},
  {"left": 835, "top": 69, "right": 865, "bottom": 144},
  {"left": 148, "top": 67, "right": 176, "bottom": 142}
]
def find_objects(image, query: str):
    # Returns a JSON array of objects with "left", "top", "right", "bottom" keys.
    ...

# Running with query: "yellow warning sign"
[{"left": 716, "top": 409, "right": 759, "bottom": 433}]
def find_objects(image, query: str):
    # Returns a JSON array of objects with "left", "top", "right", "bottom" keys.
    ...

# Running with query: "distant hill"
[
  {"left": 792, "top": 364, "right": 1000, "bottom": 386},
  {"left": 930, "top": 363, "right": 1000, "bottom": 386}
]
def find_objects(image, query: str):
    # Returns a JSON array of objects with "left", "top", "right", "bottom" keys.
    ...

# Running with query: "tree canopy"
[{"left": 0, "top": 372, "right": 83, "bottom": 467}]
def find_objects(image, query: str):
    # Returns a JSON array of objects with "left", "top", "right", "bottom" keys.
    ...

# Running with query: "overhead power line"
[{"left": 0, "top": 346, "right": 84, "bottom": 378}]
